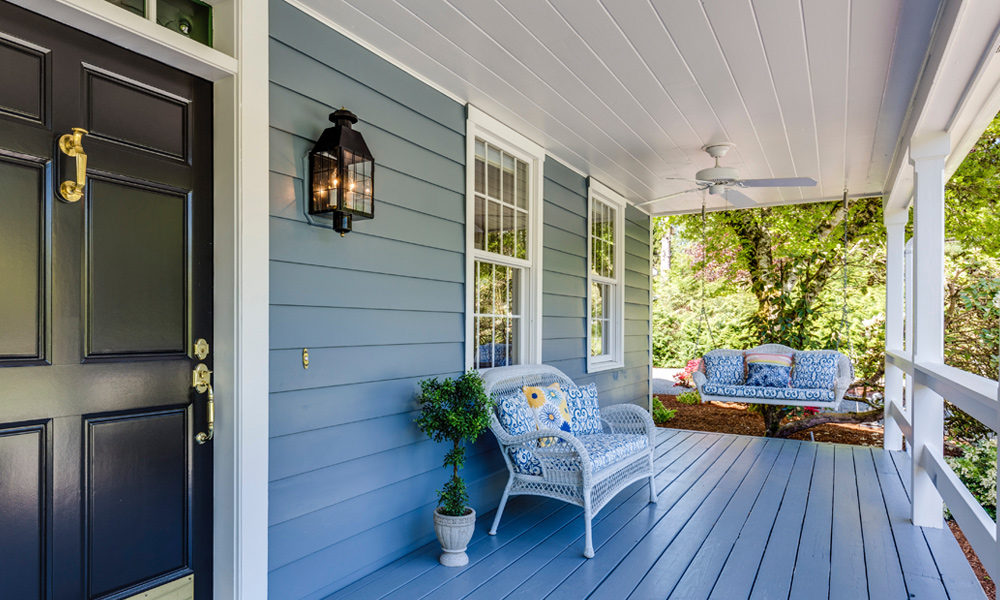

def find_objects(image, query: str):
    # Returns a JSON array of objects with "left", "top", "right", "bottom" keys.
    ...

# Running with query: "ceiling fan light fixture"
[{"left": 695, "top": 165, "right": 739, "bottom": 184}]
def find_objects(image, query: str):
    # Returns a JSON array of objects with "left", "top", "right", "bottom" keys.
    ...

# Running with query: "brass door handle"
[
  {"left": 58, "top": 127, "right": 88, "bottom": 203},
  {"left": 193, "top": 363, "right": 214, "bottom": 444}
]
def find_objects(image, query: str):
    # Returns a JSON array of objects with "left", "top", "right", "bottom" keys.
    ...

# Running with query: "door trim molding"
[{"left": 9, "top": 2, "right": 270, "bottom": 599}]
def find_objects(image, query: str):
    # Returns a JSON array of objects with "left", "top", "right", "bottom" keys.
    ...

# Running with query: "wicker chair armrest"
[
  {"left": 491, "top": 424, "right": 595, "bottom": 476},
  {"left": 692, "top": 371, "right": 707, "bottom": 389},
  {"left": 601, "top": 403, "right": 656, "bottom": 443}
]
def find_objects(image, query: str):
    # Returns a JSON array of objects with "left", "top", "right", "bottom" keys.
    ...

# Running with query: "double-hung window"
[
  {"left": 466, "top": 107, "right": 544, "bottom": 370},
  {"left": 588, "top": 179, "right": 625, "bottom": 372}
]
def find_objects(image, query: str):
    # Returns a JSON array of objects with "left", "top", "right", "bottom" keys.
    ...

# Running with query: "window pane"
[
  {"left": 475, "top": 195, "right": 485, "bottom": 251},
  {"left": 502, "top": 205, "right": 514, "bottom": 257},
  {"left": 487, "top": 146, "right": 501, "bottom": 199},
  {"left": 474, "top": 260, "right": 521, "bottom": 367},
  {"left": 591, "top": 281, "right": 604, "bottom": 318},
  {"left": 488, "top": 199, "right": 502, "bottom": 253},
  {"left": 591, "top": 320, "right": 603, "bottom": 357},
  {"left": 515, "top": 210, "right": 527, "bottom": 260},
  {"left": 516, "top": 160, "right": 528, "bottom": 209},
  {"left": 502, "top": 153, "right": 515, "bottom": 206}
]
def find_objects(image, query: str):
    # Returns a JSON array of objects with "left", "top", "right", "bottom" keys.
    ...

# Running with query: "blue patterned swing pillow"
[
  {"left": 564, "top": 383, "right": 603, "bottom": 436},
  {"left": 745, "top": 352, "right": 793, "bottom": 388},
  {"left": 792, "top": 351, "right": 839, "bottom": 390},
  {"left": 704, "top": 354, "right": 746, "bottom": 386}
]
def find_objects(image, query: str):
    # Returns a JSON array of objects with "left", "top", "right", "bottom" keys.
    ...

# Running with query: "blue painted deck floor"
[{"left": 328, "top": 429, "right": 984, "bottom": 600}]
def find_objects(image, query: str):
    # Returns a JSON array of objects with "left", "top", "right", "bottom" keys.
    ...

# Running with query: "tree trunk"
[{"left": 772, "top": 408, "right": 884, "bottom": 438}]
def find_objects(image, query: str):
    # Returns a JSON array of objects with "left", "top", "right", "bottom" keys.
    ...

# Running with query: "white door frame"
[{"left": 4, "top": 1, "right": 271, "bottom": 598}]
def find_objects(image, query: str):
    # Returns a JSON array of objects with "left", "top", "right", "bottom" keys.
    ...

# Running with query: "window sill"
[{"left": 587, "top": 357, "right": 624, "bottom": 374}]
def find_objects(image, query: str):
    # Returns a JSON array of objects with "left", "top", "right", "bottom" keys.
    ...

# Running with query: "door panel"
[
  {"left": 0, "top": 2, "right": 214, "bottom": 598},
  {"left": 84, "top": 67, "right": 189, "bottom": 161},
  {"left": 0, "top": 154, "right": 47, "bottom": 362},
  {"left": 0, "top": 424, "right": 47, "bottom": 598},
  {"left": 0, "top": 32, "right": 48, "bottom": 124},
  {"left": 87, "top": 177, "right": 188, "bottom": 358},
  {"left": 87, "top": 411, "right": 188, "bottom": 597}
]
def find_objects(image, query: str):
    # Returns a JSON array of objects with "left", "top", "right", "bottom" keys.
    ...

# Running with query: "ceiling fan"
[{"left": 635, "top": 143, "right": 817, "bottom": 209}]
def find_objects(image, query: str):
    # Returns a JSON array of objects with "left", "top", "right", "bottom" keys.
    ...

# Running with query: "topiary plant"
[{"left": 415, "top": 372, "right": 495, "bottom": 517}]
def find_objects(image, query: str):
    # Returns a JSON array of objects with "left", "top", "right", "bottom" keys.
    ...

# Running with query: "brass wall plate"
[
  {"left": 302, "top": 348, "right": 309, "bottom": 369},
  {"left": 123, "top": 574, "right": 193, "bottom": 600}
]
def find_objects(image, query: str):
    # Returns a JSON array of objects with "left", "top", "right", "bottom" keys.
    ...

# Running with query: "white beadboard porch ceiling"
[{"left": 292, "top": 0, "right": 943, "bottom": 215}]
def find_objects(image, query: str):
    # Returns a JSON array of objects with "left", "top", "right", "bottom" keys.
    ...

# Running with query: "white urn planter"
[{"left": 433, "top": 507, "right": 476, "bottom": 567}]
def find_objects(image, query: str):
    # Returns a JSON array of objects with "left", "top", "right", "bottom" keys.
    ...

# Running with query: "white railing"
[{"left": 883, "top": 348, "right": 1000, "bottom": 580}]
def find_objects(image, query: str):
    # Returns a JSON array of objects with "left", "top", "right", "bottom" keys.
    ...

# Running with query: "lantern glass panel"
[{"left": 311, "top": 151, "right": 339, "bottom": 214}]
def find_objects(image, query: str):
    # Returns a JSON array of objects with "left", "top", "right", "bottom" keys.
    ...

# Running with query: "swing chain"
[
  {"left": 837, "top": 189, "right": 854, "bottom": 358},
  {"left": 693, "top": 193, "right": 715, "bottom": 359}
]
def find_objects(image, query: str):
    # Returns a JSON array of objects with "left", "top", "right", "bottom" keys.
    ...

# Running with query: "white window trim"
[
  {"left": 465, "top": 105, "right": 545, "bottom": 370},
  {"left": 588, "top": 178, "right": 626, "bottom": 373}
]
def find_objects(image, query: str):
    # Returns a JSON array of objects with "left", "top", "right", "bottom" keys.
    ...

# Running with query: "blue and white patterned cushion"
[
  {"left": 792, "top": 351, "right": 839, "bottom": 390},
  {"left": 564, "top": 383, "right": 603, "bottom": 435},
  {"left": 524, "top": 383, "right": 572, "bottom": 447},
  {"left": 701, "top": 383, "right": 835, "bottom": 403},
  {"left": 507, "top": 446, "right": 542, "bottom": 476},
  {"left": 746, "top": 363, "right": 791, "bottom": 388},
  {"left": 496, "top": 391, "right": 535, "bottom": 436},
  {"left": 704, "top": 354, "right": 746, "bottom": 385},
  {"left": 573, "top": 434, "right": 649, "bottom": 472}
]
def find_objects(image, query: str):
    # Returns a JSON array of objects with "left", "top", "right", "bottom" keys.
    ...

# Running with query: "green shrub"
[
  {"left": 652, "top": 398, "right": 677, "bottom": 425},
  {"left": 676, "top": 390, "right": 701, "bottom": 405},
  {"left": 415, "top": 372, "right": 495, "bottom": 516},
  {"left": 946, "top": 438, "right": 998, "bottom": 519}
]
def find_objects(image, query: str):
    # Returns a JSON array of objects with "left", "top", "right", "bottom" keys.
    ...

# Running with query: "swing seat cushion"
[
  {"left": 792, "top": 351, "right": 840, "bottom": 390},
  {"left": 703, "top": 354, "right": 746, "bottom": 385},
  {"left": 701, "top": 383, "right": 835, "bottom": 403}
]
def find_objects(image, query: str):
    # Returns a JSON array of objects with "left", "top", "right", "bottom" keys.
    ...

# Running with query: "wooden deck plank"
[
  {"left": 830, "top": 445, "right": 869, "bottom": 600},
  {"left": 543, "top": 435, "right": 756, "bottom": 600},
  {"left": 670, "top": 439, "right": 801, "bottom": 600},
  {"left": 707, "top": 441, "right": 807, "bottom": 600},
  {"left": 626, "top": 438, "right": 787, "bottom": 600},
  {"left": 872, "top": 449, "right": 950, "bottom": 600},
  {"left": 853, "top": 447, "right": 908, "bottom": 600},
  {"left": 745, "top": 442, "right": 817, "bottom": 600},
  {"left": 788, "top": 443, "right": 836, "bottom": 599},
  {"left": 461, "top": 431, "right": 709, "bottom": 600},
  {"left": 887, "top": 448, "right": 987, "bottom": 600},
  {"left": 582, "top": 437, "right": 771, "bottom": 600},
  {"left": 339, "top": 495, "right": 558, "bottom": 600},
  {"left": 323, "top": 433, "right": 985, "bottom": 600},
  {"left": 504, "top": 433, "right": 728, "bottom": 600}
]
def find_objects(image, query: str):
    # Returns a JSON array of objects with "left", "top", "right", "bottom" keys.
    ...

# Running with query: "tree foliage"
[
  {"left": 415, "top": 372, "right": 494, "bottom": 516},
  {"left": 651, "top": 111, "right": 1000, "bottom": 439}
]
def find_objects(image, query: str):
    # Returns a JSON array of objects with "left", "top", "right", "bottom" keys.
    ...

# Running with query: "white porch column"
[
  {"left": 884, "top": 207, "right": 908, "bottom": 451},
  {"left": 904, "top": 239, "right": 914, "bottom": 453},
  {"left": 909, "top": 133, "right": 950, "bottom": 528}
]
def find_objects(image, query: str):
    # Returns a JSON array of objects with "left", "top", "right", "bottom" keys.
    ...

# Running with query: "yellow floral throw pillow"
[{"left": 523, "top": 383, "right": 572, "bottom": 447}]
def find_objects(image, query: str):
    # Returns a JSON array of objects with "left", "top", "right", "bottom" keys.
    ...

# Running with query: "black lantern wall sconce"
[{"left": 308, "top": 108, "right": 375, "bottom": 236}]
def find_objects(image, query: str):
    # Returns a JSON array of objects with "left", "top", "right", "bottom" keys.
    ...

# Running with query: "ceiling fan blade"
[
  {"left": 726, "top": 189, "right": 757, "bottom": 209},
  {"left": 737, "top": 177, "right": 817, "bottom": 188},
  {"left": 634, "top": 186, "right": 706, "bottom": 208}
]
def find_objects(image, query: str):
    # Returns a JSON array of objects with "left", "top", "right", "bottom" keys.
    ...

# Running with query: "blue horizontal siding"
[{"left": 267, "top": 1, "right": 651, "bottom": 597}]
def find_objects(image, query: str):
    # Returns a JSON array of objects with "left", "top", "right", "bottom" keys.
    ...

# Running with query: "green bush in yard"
[
  {"left": 946, "top": 438, "right": 997, "bottom": 519},
  {"left": 652, "top": 398, "right": 677, "bottom": 425},
  {"left": 676, "top": 390, "right": 701, "bottom": 405}
]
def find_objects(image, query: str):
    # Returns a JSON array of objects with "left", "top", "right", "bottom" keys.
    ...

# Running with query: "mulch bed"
[
  {"left": 949, "top": 519, "right": 996, "bottom": 599},
  {"left": 655, "top": 393, "right": 993, "bottom": 598},
  {"left": 655, "top": 394, "right": 883, "bottom": 446}
]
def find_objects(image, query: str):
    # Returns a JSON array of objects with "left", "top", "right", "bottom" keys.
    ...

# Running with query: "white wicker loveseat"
[
  {"left": 481, "top": 364, "right": 656, "bottom": 558},
  {"left": 692, "top": 343, "right": 854, "bottom": 410}
]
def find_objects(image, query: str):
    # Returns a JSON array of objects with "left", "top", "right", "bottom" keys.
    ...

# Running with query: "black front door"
[{"left": 0, "top": 2, "right": 214, "bottom": 598}]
